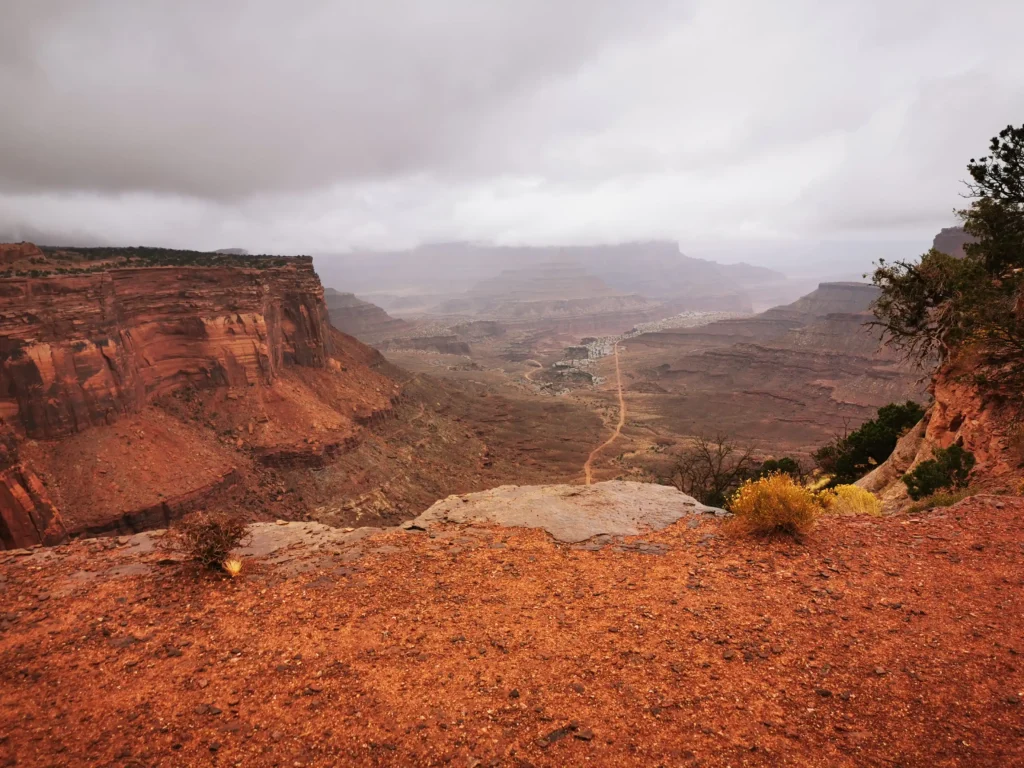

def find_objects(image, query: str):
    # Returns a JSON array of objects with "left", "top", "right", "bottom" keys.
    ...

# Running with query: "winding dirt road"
[
  {"left": 523, "top": 360, "right": 543, "bottom": 383},
  {"left": 583, "top": 343, "right": 626, "bottom": 485}
]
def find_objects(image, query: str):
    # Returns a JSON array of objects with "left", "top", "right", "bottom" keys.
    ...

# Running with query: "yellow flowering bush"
[{"left": 726, "top": 473, "right": 822, "bottom": 537}]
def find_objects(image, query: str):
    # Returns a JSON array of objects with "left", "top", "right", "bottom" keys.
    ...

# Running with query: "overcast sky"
[{"left": 1, "top": 0, "right": 1022, "bottom": 266}]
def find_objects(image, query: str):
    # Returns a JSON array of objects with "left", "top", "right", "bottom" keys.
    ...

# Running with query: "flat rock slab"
[
  {"left": 239, "top": 522, "right": 382, "bottom": 559},
  {"left": 410, "top": 480, "right": 725, "bottom": 543}
]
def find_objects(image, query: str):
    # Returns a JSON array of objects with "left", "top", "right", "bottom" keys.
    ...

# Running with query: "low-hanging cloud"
[{"left": 1, "top": 0, "right": 1023, "bottom": 259}]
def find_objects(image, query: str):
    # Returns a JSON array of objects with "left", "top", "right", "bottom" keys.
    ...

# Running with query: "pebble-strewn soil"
[{"left": 1, "top": 497, "right": 1022, "bottom": 767}]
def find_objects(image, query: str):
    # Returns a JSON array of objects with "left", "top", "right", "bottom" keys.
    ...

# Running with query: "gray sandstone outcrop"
[{"left": 407, "top": 480, "right": 725, "bottom": 543}]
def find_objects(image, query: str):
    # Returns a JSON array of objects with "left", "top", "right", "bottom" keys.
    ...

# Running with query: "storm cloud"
[{"left": 1, "top": 0, "right": 1023, "bottom": 259}]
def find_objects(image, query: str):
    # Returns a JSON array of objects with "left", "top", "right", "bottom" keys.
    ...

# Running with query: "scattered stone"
[
  {"left": 536, "top": 723, "right": 579, "bottom": 748},
  {"left": 722, "top": 650, "right": 736, "bottom": 660},
  {"left": 509, "top": 689, "right": 520, "bottom": 699}
]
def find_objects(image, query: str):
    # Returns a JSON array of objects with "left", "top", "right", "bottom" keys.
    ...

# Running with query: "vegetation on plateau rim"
[
  {"left": 0, "top": 246, "right": 304, "bottom": 277},
  {"left": 813, "top": 401, "right": 925, "bottom": 486},
  {"left": 667, "top": 400, "right": 928, "bottom": 509}
]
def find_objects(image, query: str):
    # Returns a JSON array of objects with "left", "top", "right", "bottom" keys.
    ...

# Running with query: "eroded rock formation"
[
  {"left": 0, "top": 422, "right": 67, "bottom": 549},
  {"left": 858, "top": 356, "right": 1023, "bottom": 510},
  {"left": 0, "top": 242, "right": 44, "bottom": 265},
  {"left": 932, "top": 227, "right": 975, "bottom": 259},
  {"left": 0, "top": 256, "right": 332, "bottom": 439}
]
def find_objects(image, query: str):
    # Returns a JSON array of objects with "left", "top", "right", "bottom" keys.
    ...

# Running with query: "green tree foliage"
[
  {"left": 813, "top": 401, "right": 926, "bottom": 485},
  {"left": 902, "top": 444, "right": 976, "bottom": 500},
  {"left": 871, "top": 124, "right": 1024, "bottom": 403},
  {"left": 755, "top": 456, "right": 804, "bottom": 481}
]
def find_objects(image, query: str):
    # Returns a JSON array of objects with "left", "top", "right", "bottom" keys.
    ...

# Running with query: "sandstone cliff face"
[
  {"left": 0, "top": 422, "right": 67, "bottom": 549},
  {"left": 0, "top": 258, "right": 332, "bottom": 439},
  {"left": 0, "top": 242, "right": 44, "bottom": 265},
  {"left": 858, "top": 357, "right": 1023, "bottom": 510},
  {"left": 0, "top": 463, "right": 68, "bottom": 549}
]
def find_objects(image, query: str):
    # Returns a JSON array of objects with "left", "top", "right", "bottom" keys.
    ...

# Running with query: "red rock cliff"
[
  {"left": 0, "top": 422, "right": 67, "bottom": 549},
  {"left": 0, "top": 257, "right": 333, "bottom": 439},
  {"left": 858, "top": 354, "right": 1023, "bottom": 509}
]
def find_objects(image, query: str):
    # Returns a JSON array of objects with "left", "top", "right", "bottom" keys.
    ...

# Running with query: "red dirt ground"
[{"left": 1, "top": 497, "right": 1022, "bottom": 767}]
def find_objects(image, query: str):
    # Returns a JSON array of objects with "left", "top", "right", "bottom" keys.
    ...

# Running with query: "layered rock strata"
[{"left": 0, "top": 257, "right": 332, "bottom": 439}]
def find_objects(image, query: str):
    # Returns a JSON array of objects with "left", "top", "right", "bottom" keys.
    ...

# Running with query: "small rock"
[
  {"left": 722, "top": 650, "right": 736, "bottom": 661},
  {"left": 816, "top": 689, "right": 833, "bottom": 698},
  {"left": 574, "top": 728, "right": 595, "bottom": 741},
  {"left": 509, "top": 689, "right": 520, "bottom": 700},
  {"left": 208, "top": 741, "right": 221, "bottom": 752},
  {"left": 874, "top": 667, "right": 887, "bottom": 676}
]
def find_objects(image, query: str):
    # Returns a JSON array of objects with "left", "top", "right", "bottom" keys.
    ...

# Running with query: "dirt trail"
[
  {"left": 523, "top": 360, "right": 543, "bottom": 383},
  {"left": 583, "top": 344, "right": 625, "bottom": 485}
]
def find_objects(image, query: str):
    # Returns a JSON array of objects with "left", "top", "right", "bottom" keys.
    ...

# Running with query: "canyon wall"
[
  {"left": 324, "top": 289, "right": 411, "bottom": 344},
  {"left": 859, "top": 356, "right": 1024, "bottom": 510},
  {"left": 0, "top": 423, "right": 67, "bottom": 549},
  {"left": 0, "top": 258, "right": 332, "bottom": 439}
]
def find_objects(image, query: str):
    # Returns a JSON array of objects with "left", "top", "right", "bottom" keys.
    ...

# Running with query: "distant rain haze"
[{"left": 1, "top": 0, "right": 1023, "bottom": 274}]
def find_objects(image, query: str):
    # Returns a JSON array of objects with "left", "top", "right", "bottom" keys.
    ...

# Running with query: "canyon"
[
  {"left": 0, "top": 240, "right": 1013, "bottom": 553},
  {"left": 0, "top": 245, "right": 603, "bottom": 548},
  {"left": 1, "top": 241, "right": 1021, "bottom": 768}
]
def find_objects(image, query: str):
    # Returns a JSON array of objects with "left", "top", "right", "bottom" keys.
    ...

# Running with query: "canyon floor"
[{"left": 1, "top": 490, "right": 1021, "bottom": 768}]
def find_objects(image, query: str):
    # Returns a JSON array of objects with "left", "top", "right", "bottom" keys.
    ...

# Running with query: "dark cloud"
[
  {"left": 1, "top": 0, "right": 1022, "bottom": 261},
  {"left": 0, "top": 0, "right": 676, "bottom": 199}
]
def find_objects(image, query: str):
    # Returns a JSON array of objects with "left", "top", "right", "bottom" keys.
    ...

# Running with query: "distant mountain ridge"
[{"left": 315, "top": 241, "right": 786, "bottom": 313}]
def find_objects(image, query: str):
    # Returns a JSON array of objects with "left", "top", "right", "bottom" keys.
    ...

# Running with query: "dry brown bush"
[{"left": 165, "top": 511, "right": 250, "bottom": 571}]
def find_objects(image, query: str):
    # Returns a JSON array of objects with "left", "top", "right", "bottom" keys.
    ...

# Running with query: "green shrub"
[
  {"left": 902, "top": 445, "right": 976, "bottom": 500},
  {"left": 755, "top": 456, "right": 804, "bottom": 481},
  {"left": 814, "top": 401, "right": 925, "bottom": 485}
]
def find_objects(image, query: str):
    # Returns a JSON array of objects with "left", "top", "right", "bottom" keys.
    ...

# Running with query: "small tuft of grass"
[
  {"left": 823, "top": 484, "right": 882, "bottom": 516},
  {"left": 223, "top": 558, "right": 244, "bottom": 578},
  {"left": 906, "top": 488, "right": 973, "bottom": 514}
]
